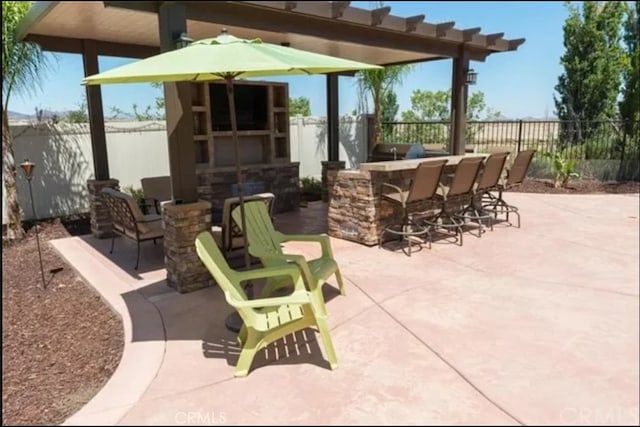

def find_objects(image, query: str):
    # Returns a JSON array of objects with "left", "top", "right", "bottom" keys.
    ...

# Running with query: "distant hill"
[
  {"left": 7, "top": 111, "right": 34, "bottom": 121},
  {"left": 8, "top": 109, "right": 136, "bottom": 122}
]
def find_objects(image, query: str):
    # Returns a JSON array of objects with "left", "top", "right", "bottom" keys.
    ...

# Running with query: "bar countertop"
[{"left": 358, "top": 153, "right": 487, "bottom": 172}]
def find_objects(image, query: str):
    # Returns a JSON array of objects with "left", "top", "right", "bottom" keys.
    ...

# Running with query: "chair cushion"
[{"left": 211, "top": 226, "right": 246, "bottom": 251}]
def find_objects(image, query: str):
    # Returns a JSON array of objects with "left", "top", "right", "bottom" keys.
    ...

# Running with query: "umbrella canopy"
[{"left": 83, "top": 31, "right": 382, "bottom": 85}]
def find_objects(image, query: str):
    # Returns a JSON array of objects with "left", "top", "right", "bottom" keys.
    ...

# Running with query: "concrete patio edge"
[{"left": 50, "top": 237, "right": 166, "bottom": 426}]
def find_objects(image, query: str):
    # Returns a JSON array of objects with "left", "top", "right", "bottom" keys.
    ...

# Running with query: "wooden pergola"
[{"left": 18, "top": 0, "right": 525, "bottom": 203}]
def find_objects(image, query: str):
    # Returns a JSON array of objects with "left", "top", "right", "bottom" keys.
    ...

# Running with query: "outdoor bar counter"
[{"left": 327, "top": 154, "right": 486, "bottom": 246}]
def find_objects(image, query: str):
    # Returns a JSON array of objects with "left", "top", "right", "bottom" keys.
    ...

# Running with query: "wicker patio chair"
[
  {"left": 101, "top": 188, "right": 164, "bottom": 270},
  {"left": 141, "top": 176, "right": 172, "bottom": 215},
  {"left": 211, "top": 193, "right": 276, "bottom": 259}
]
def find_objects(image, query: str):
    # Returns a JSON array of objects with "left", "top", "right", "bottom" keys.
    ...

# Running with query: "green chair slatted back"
[{"left": 231, "top": 201, "right": 345, "bottom": 315}]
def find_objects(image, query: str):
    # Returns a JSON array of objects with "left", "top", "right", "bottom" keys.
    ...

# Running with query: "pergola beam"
[
  {"left": 370, "top": 6, "right": 391, "bottom": 26},
  {"left": 436, "top": 22, "right": 456, "bottom": 37},
  {"left": 331, "top": 1, "right": 350, "bottom": 19},
  {"left": 486, "top": 32, "right": 505, "bottom": 47},
  {"left": 507, "top": 38, "right": 526, "bottom": 50},
  {"left": 462, "top": 27, "right": 482, "bottom": 42},
  {"left": 179, "top": 2, "right": 476, "bottom": 59},
  {"left": 404, "top": 14, "right": 425, "bottom": 33},
  {"left": 23, "top": 34, "right": 159, "bottom": 58}
]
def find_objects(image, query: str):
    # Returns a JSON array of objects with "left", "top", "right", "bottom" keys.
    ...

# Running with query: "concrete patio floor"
[{"left": 51, "top": 193, "right": 639, "bottom": 426}]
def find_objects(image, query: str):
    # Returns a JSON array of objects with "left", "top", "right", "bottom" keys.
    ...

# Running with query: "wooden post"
[
  {"left": 326, "top": 73, "right": 340, "bottom": 162},
  {"left": 158, "top": 2, "right": 198, "bottom": 203},
  {"left": 82, "top": 40, "right": 109, "bottom": 180},
  {"left": 449, "top": 48, "right": 469, "bottom": 156}
]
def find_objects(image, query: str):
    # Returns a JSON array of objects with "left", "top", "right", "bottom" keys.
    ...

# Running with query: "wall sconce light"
[
  {"left": 174, "top": 32, "right": 193, "bottom": 49},
  {"left": 465, "top": 68, "right": 478, "bottom": 85}
]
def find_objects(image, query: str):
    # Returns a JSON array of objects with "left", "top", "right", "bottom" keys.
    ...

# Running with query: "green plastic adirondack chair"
[
  {"left": 231, "top": 201, "right": 345, "bottom": 316},
  {"left": 195, "top": 231, "right": 338, "bottom": 377}
]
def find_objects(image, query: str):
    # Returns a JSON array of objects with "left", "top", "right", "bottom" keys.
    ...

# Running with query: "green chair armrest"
[
  {"left": 235, "top": 263, "right": 303, "bottom": 285},
  {"left": 226, "top": 290, "right": 311, "bottom": 308},
  {"left": 249, "top": 251, "right": 318, "bottom": 292},
  {"left": 275, "top": 232, "right": 334, "bottom": 258}
]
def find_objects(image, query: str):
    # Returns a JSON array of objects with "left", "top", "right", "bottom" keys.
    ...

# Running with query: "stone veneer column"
[
  {"left": 321, "top": 160, "right": 346, "bottom": 203},
  {"left": 87, "top": 179, "right": 119, "bottom": 239},
  {"left": 163, "top": 201, "right": 213, "bottom": 293}
]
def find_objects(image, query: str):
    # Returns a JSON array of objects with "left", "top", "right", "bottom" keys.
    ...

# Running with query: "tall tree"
[
  {"left": 401, "top": 89, "right": 497, "bottom": 122},
  {"left": 2, "top": 1, "right": 51, "bottom": 239},
  {"left": 400, "top": 89, "right": 500, "bottom": 144},
  {"left": 380, "top": 90, "right": 398, "bottom": 142},
  {"left": 619, "top": 1, "right": 639, "bottom": 139},
  {"left": 554, "top": 1, "right": 626, "bottom": 143},
  {"left": 356, "top": 66, "right": 413, "bottom": 145},
  {"left": 289, "top": 96, "right": 312, "bottom": 116},
  {"left": 356, "top": 0, "right": 413, "bottom": 146}
]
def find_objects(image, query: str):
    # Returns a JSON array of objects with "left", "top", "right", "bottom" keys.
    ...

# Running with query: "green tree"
[
  {"left": 619, "top": 1, "right": 639, "bottom": 139},
  {"left": 400, "top": 89, "right": 500, "bottom": 144},
  {"left": 289, "top": 96, "right": 311, "bottom": 116},
  {"left": 355, "top": 1, "right": 414, "bottom": 146},
  {"left": 381, "top": 90, "right": 399, "bottom": 142},
  {"left": 401, "top": 89, "right": 496, "bottom": 122},
  {"left": 554, "top": 1, "right": 627, "bottom": 144},
  {"left": 2, "top": 1, "right": 51, "bottom": 240},
  {"left": 127, "top": 82, "right": 165, "bottom": 121},
  {"left": 65, "top": 95, "right": 88, "bottom": 123},
  {"left": 356, "top": 66, "right": 413, "bottom": 145}
]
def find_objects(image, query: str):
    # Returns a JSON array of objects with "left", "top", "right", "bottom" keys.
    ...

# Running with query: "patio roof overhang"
[{"left": 17, "top": 1, "right": 525, "bottom": 66}]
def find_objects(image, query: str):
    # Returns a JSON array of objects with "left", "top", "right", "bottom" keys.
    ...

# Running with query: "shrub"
[
  {"left": 123, "top": 185, "right": 148, "bottom": 214},
  {"left": 542, "top": 151, "right": 580, "bottom": 188},
  {"left": 299, "top": 177, "right": 322, "bottom": 202}
]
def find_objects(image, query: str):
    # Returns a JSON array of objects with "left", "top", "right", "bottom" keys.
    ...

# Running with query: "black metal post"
[
  {"left": 517, "top": 119, "right": 523, "bottom": 154},
  {"left": 27, "top": 178, "right": 46, "bottom": 288}
]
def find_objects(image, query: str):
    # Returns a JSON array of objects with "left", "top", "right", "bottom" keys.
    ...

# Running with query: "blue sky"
[{"left": 11, "top": 1, "right": 569, "bottom": 119}]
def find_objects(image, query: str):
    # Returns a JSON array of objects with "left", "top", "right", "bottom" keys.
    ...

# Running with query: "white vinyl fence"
[{"left": 3, "top": 116, "right": 368, "bottom": 222}]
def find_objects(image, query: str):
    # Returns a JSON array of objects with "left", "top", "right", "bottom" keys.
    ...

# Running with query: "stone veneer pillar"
[
  {"left": 87, "top": 179, "right": 119, "bottom": 239},
  {"left": 321, "top": 160, "right": 346, "bottom": 203},
  {"left": 163, "top": 200, "right": 213, "bottom": 293}
]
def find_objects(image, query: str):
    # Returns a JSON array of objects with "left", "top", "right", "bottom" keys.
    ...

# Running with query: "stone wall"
[
  {"left": 163, "top": 201, "right": 213, "bottom": 293},
  {"left": 328, "top": 167, "right": 474, "bottom": 246},
  {"left": 321, "top": 161, "right": 346, "bottom": 202},
  {"left": 196, "top": 163, "right": 300, "bottom": 216},
  {"left": 87, "top": 179, "right": 119, "bottom": 239}
]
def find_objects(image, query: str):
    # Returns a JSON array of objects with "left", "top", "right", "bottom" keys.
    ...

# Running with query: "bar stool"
[
  {"left": 456, "top": 151, "right": 511, "bottom": 237},
  {"left": 379, "top": 159, "right": 448, "bottom": 256},
  {"left": 423, "top": 156, "right": 485, "bottom": 246},
  {"left": 482, "top": 149, "right": 536, "bottom": 228}
]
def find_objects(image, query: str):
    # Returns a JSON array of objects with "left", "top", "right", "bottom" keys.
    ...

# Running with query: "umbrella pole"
[{"left": 224, "top": 76, "right": 253, "bottom": 333}]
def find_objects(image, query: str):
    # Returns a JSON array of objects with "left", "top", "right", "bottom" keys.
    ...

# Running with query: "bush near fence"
[{"left": 382, "top": 119, "right": 639, "bottom": 181}]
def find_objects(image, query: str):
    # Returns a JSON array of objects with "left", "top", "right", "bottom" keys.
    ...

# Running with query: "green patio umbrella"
[{"left": 83, "top": 29, "right": 381, "bottom": 330}]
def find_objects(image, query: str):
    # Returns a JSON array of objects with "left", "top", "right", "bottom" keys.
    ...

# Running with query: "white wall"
[
  {"left": 4, "top": 116, "right": 368, "bottom": 222},
  {"left": 290, "top": 115, "right": 368, "bottom": 179}
]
